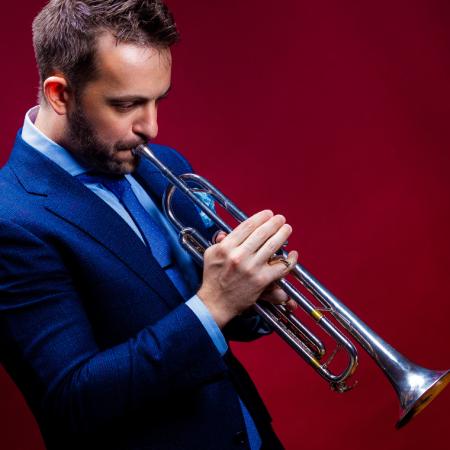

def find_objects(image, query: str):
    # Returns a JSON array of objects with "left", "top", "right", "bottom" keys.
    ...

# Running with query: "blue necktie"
[
  {"left": 77, "top": 173, "right": 172, "bottom": 267},
  {"left": 77, "top": 173, "right": 193, "bottom": 299}
]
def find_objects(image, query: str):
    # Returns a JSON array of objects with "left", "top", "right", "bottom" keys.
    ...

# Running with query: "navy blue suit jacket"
[{"left": 0, "top": 133, "right": 283, "bottom": 450}]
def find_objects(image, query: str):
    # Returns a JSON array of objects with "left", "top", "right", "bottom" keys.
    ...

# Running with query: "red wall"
[{"left": 1, "top": 1, "right": 449, "bottom": 449}]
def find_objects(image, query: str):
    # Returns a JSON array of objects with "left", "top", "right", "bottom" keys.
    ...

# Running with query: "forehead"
[{"left": 92, "top": 32, "right": 172, "bottom": 92}]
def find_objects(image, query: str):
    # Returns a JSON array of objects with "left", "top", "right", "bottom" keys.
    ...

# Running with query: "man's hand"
[
  {"left": 197, "top": 210, "right": 298, "bottom": 329},
  {"left": 214, "top": 231, "right": 298, "bottom": 313}
]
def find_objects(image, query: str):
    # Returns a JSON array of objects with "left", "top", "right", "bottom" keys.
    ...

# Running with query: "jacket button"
[{"left": 233, "top": 430, "right": 247, "bottom": 446}]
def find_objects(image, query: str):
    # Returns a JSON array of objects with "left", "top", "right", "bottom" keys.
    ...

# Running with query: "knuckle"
[
  {"left": 228, "top": 249, "right": 243, "bottom": 267},
  {"left": 213, "top": 243, "right": 227, "bottom": 258},
  {"left": 240, "top": 218, "right": 254, "bottom": 233},
  {"left": 203, "top": 246, "right": 214, "bottom": 259},
  {"left": 253, "top": 272, "right": 269, "bottom": 288},
  {"left": 247, "top": 228, "right": 261, "bottom": 242},
  {"left": 241, "top": 262, "right": 255, "bottom": 277},
  {"left": 205, "top": 242, "right": 230, "bottom": 261},
  {"left": 267, "top": 240, "right": 279, "bottom": 253}
]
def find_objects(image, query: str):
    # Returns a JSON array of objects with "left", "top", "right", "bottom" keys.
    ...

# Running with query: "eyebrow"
[{"left": 106, "top": 85, "right": 172, "bottom": 103}]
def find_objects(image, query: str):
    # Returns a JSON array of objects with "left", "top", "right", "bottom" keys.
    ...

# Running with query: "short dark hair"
[{"left": 32, "top": 0, "right": 179, "bottom": 102}]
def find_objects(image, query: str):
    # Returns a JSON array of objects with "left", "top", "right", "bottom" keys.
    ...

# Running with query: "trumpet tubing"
[{"left": 133, "top": 144, "right": 449, "bottom": 428}]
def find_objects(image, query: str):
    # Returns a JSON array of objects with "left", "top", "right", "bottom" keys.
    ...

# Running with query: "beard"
[{"left": 65, "top": 101, "right": 143, "bottom": 175}]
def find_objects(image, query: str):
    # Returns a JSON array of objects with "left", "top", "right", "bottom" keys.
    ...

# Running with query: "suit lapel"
[{"left": 8, "top": 133, "right": 184, "bottom": 309}]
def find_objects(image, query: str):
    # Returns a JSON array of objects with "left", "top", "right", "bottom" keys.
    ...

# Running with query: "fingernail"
[{"left": 212, "top": 230, "right": 225, "bottom": 243}]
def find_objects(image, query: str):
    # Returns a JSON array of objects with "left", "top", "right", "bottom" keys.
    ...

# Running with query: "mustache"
[{"left": 115, "top": 140, "right": 146, "bottom": 151}]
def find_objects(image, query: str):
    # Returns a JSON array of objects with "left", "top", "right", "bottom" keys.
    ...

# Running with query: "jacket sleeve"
[{"left": 0, "top": 220, "right": 227, "bottom": 434}]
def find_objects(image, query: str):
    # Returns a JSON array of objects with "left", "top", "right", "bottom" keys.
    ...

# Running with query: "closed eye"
[
  {"left": 113, "top": 103, "right": 136, "bottom": 111},
  {"left": 109, "top": 100, "right": 146, "bottom": 112}
]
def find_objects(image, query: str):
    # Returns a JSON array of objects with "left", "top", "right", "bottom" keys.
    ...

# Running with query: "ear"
[{"left": 42, "top": 75, "right": 72, "bottom": 115}]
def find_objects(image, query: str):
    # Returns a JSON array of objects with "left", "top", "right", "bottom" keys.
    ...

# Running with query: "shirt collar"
[{"left": 22, "top": 106, "right": 89, "bottom": 177}]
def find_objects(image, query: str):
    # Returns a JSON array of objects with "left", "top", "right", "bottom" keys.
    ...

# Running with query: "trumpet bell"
[{"left": 396, "top": 368, "right": 449, "bottom": 428}]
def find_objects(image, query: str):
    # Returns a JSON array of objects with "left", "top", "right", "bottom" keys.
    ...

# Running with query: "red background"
[{"left": 1, "top": 1, "right": 450, "bottom": 449}]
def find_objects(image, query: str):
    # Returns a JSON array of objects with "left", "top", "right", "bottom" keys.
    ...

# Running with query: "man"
[{"left": 0, "top": 1, "right": 297, "bottom": 449}]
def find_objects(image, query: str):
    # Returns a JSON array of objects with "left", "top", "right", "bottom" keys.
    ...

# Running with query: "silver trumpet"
[{"left": 133, "top": 144, "right": 449, "bottom": 428}]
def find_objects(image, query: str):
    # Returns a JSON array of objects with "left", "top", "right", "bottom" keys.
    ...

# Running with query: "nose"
[{"left": 132, "top": 102, "right": 158, "bottom": 140}]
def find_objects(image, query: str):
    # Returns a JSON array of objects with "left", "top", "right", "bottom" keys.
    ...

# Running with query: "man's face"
[{"left": 65, "top": 33, "right": 172, "bottom": 174}]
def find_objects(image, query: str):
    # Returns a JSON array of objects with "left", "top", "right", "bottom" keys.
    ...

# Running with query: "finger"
[
  {"left": 261, "top": 281, "right": 277, "bottom": 294},
  {"left": 259, "top": 285, "right": 289, "bottom": 304},
  {"left": 254, "top": 224, "right": 293, "bottom": 263},
  {"left": 261, "top": 250, "right": 299, "bottom": 282},
  {"left": 285, "top": 299, "right": 298, "bottom": 312},
  {"left": 212, "top": 230, "right": 228, "bottom": 244},
  {"left": 285, "top": 250, "right": 298, "bottom": 269},
  {"left": 221, "top": 210, "right": 273, "bottom": 247},
  {"left": 239, "top": 214, "right": 286, "bottom": 255}
]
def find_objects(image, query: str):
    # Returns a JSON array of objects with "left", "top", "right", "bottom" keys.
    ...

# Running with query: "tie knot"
[
  {"left": 76, "top": 171, "right": 173, "bottom": 268},
  {"left": 77, "top": 172, "right": 130, "bottom": 201}
]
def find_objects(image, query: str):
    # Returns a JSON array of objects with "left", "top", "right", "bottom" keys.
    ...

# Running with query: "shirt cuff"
[{"left": 186, "top": 295, "right": 228, "bottom": 356}]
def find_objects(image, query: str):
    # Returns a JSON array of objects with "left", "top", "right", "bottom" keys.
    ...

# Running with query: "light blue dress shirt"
[{"left": 22, "top": 107, "right": 261, "bottom": 450}]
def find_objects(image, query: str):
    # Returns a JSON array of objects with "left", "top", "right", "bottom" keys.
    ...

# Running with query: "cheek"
[
  {"left": 80, "top": 93, "right": 130, "bottom": 142},
  {"left": 92, "top": 112, "right": 131, "bottom": 142}
]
